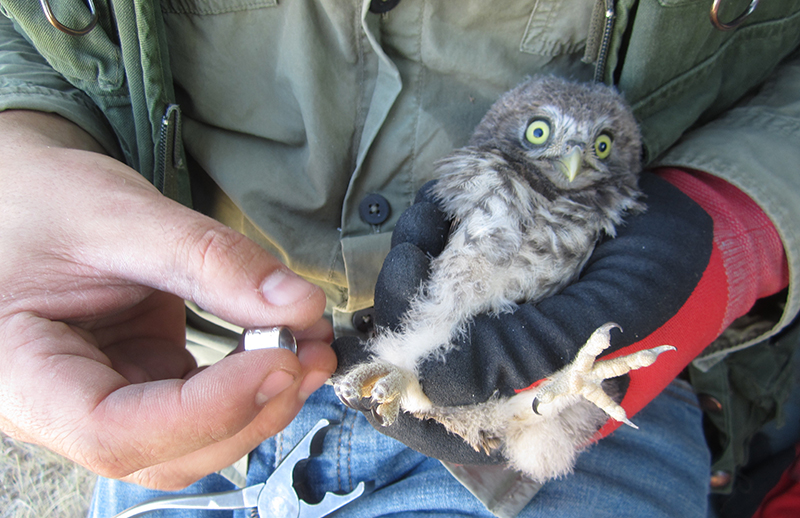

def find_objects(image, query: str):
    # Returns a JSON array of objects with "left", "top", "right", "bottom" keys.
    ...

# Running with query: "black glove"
[{"left": 333, "top": 172, "right": 714, "bottom": 464}]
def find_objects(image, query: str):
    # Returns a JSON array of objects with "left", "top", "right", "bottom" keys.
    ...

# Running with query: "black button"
[
  {"left": 352, "top": 308, "right": 376, "bottom": 334},
  {"left": 369, "top": 0, "right": 400, "bottom": 14},
  {"left": 359, "top": 194, "right": 391, "bottom": 225}
]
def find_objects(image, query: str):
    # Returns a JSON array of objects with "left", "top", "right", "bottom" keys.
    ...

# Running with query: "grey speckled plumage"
[{"left": 334, "top": 76, "right": 674, "bottom": 482}]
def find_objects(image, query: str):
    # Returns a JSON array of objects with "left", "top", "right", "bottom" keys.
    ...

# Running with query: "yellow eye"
[
  {"left": 594, "top": 133, "right": 613, "bottom": 159},
  {"left": 525, "top": 119, "right": 550, "bottom": 145}
]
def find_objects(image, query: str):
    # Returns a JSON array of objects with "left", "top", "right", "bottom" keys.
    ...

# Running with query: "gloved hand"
[{"left": 334, "top": 170, "right": 787, "bottom": 465}]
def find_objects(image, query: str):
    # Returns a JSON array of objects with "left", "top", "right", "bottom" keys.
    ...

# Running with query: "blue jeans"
[{"left": 90, "top": 380, "right": 710, "bottom": 518}]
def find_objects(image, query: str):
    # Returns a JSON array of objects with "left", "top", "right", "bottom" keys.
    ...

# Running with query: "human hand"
[
  {"left": 335, "top": 173, "right": 719, "bottom": 464},
  {"left": 0, "top": 111, "right": 337, "bottom": 489}
]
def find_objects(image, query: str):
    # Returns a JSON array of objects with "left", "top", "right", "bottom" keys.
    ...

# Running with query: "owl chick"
[{"left": 334, "top": 76, "right": 674, "bottom": 482}]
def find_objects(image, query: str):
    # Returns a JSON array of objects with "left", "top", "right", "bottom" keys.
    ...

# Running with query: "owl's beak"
[{"left": 557, "top": 147, "right": 583, "bottom": 182}]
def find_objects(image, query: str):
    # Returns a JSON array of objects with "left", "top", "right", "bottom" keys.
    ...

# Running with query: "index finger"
[{"left": 0, "top": 313, "right": 305, "bottom": 480}]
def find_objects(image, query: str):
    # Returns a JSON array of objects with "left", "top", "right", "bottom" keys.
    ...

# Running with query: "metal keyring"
[
  {"left": 710, "top": 0, "right": 760, "bottom": 31},
  {"left": 40, "top": 0, "right": 98, "bottom": 36}
]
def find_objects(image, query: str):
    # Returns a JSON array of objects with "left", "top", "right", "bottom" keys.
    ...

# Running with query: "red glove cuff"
[
  {"left": 656, "top": 168, "right": 789, "bottom": 330},
  {"left": 597, "top": 168, "right": 788, "bottom": 438}
]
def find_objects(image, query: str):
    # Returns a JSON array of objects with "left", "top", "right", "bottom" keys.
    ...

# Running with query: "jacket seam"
[{"left": 160, "top": 0, "right": 277, "bottom": 16}]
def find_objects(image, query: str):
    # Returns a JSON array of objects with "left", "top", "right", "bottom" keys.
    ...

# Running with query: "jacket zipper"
[
  {"left": 155, "top": 104, "right": 184, "bottom": 200},
  {"left": 593, "top": 0, "right": 616, "bottom": 84}
]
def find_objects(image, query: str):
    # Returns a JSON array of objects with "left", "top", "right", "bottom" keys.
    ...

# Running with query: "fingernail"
[
  {"left": 256, "top": 370, "right": 296, "bottom": 406},
  {"left": 298, "top": 371, "right": 331, "bottom": 402},
  {"left": 260, "top": 269, "right": 317, "bottom": 306}
]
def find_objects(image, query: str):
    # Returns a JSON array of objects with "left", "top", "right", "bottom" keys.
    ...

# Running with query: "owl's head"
[{"left": 469, "top": 76, "right": 642, "bottom": 194}]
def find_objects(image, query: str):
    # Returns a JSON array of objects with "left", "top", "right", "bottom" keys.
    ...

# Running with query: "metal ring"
[
  {"left": 710, "top": 0, "right": 759, "bottom": 31},
  {"left": 40, "top": 0, "right": 98, "bottom": 36},
  {"left": 241, "top": 327, "right": 298, "bottom": 354}
]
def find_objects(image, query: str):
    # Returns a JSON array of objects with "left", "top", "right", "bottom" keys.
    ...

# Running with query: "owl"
[{"left": 334, "top": 76, "right": 674, "bottom": 482}]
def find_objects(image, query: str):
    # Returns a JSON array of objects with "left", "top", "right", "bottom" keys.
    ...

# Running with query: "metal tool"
[
  {"left": 111, "top": 419, "right": 368, "bottom": 518},
  {"left": 242, "top": 327, "right": 298, "bottom": 354}
]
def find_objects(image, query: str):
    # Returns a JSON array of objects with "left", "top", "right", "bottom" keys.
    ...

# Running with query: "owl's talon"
[
  {"left": 531, "top": 397, "right": 542, "bottom": 415},
  {"left": 338, "top": 396, "right": 357, "bottom": 410},
  {"left": 476, "top": 433, "right": 502, "bottom": 455},
  {"left": 370, "top": 406, "right": 385, "bottom": 426},
  {"left": 372, "top": 400, "right": 400, "bottom": 427},
  {"left": 352, "top": 397, "right": 374, "bottom": 413},
  {"left": 621, "top": 417, "right": 639, "bottom": 430},
  {"left": 333, "top": 384, "right": 360, "bottom": 410}
]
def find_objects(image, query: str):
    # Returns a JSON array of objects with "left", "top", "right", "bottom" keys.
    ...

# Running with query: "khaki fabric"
[
  {"left": 159, "top": 0, "right": 600, "bottom": 332},
  {"left": 2, "top": 1, "right": 799, "bottom": 338},
  {"left": 2, "top": 0, "right": 800, "bottom": 514}
]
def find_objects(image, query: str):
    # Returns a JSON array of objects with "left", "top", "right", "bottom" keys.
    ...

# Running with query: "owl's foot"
[
  {"left": 532, "top": 322, "right": 675, "bottom": 428},
  {"left": 334, "top": 361, "right": 411, "bottom": 426}
]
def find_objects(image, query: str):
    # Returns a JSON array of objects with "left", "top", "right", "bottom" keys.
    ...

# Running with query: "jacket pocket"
[
  {"left": 609, "top": 0, "right": 800, "bottom": 161},
  {"left": 519, "top": 0, "right": 595, "bottom": 55},
  {"left": 0, "top": 0, "right": 123, "bottom": 92}
]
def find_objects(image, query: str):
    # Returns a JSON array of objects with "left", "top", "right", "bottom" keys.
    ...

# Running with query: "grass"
[{"left": 0, "top": 433, "right": 96, "bottom": 517}]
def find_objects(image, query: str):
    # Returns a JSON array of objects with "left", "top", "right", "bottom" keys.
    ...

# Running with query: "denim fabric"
[{"left": 90, "top": 379, "right": 709, "bottom": 518}]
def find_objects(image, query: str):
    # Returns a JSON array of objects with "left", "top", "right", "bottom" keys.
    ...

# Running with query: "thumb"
[
  {"left": 75, "top": 162, "right": 327, "bottom": 330},
  {"left": 156, "top": 212, "right": 326, "bottom": 329}
]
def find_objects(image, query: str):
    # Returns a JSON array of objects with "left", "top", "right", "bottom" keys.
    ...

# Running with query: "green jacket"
[
  {"left": 2, "top": 0, "right": 800, "bottom": 514},
  {"left": 0, "top": 0, "right": 190, "bottom": 204},
  {"left": 2, "top": 0, "right": 798, "bottom": 341}
]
